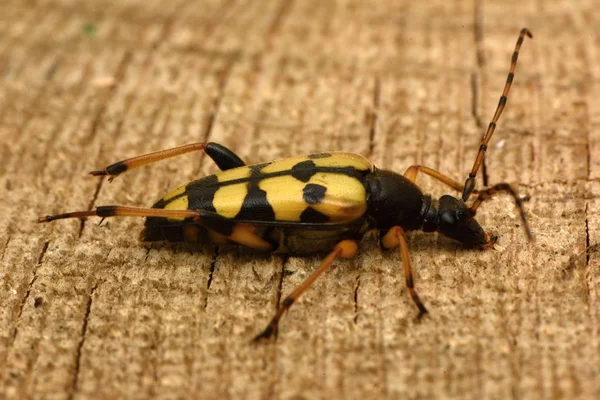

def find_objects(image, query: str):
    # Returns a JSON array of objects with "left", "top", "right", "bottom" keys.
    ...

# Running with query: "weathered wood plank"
[{"left": 0, "top": 0, "right": 598, "bottom": 399}]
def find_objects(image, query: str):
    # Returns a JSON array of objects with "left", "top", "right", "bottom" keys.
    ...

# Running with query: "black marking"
[
  {"left": 469, "top": 173, "right": 476, "bottom": 178},
  {"left": 235, "top": 188, "right": 275, "bottom": 221},
  {"left": 199, "top": 210, "right": 234, "bottom": 236},
  {"left": 303, "top": 184, "right": 327, "bottom": 204},
  {"left": 185, "top": 175, "right": 219, "bottom": 212},
  {"left": 489, "top": 122, "right": 496, "bottom": 129},
  {"left": 139, "top": 225, "right": 187, "bottom": 243},
  {"left": 205, "top": 142, "right": 245, "bottom": 170},
  {"left": 290, "top": 160, "right": 317, "bottom": 182},
  {"left": 308, "top": 152, "right": 332, "bottom": 159},
  {"left": 479, "top": 144, "right": 487, "bottom": 151},
  {"left": 145, "top": 175, "right": 220, "bottom": 234},
  {"left": 499, "top": 96, "right": 507, "bottom": 106},
  {"left": 96, "top": 206, "right": 116, "bottom": 217},
  {"left": 282, "top": 297, "right": 294, "bottom": 307},
  {"left": 144, "top": 159, "right": 368, "bottom": 231},
  {"left": 152, "top": 198, "right": 169, "bottom": 209},
  {"left": 507, "top": 72, "right": 514, "bottom": 83},
  {"left": 235, "top": 163, "right": 276, "bottom": 221},
  {"left": 299, "top": 207, "right": 330, "bottom": 223},
  {"left": 177, "top": 164, "right": 365, "bottom": 189},
  {"left": 406, "top": 277, "right": 414, "bottom": 288},
  {"left": 105, "top": 161, "right": 128, "bottom": 175}
]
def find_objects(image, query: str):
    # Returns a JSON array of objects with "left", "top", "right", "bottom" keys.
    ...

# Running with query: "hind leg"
[
  {"left": 90, "top": 142, "right": 245, "bottom": 181},
  {"left": 253, "top": 240, "right": 358, "bottom": 342}
]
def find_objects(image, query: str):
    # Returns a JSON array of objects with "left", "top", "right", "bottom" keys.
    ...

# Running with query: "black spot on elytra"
[
  {"left": 303, "top": 184, "right": 327, "bottom": 204},
  {"left": 300, "top": 207, "right": 329, "bottom": 223},
  {"left": 308, "top": 152, "right": 331, "bottom": 159},
  {"left": 291, "top": 160, "right": 317, "bottom": 182}
]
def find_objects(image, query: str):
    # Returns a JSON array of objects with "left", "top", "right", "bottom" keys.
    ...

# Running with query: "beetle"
[{"left": 39, "top": 29, "right": 533, "bottom": 342}]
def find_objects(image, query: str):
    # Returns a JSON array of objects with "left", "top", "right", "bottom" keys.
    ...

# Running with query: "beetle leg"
[
  {"left": 203, "top": 142, "right": 246, "bottom": 170},
  {"left": 38, "top": 205, "right": 274, "bottom": 250},
  {"left": 90, "top": 142, "right": 245, "bottom": 181},
  {"left": 212, "top": 223, "right": 273, "bottom": 251},
  {"left": 404, "top": 165, "right": 478, "bottom": 195},
  {"left": 253, "top": 240, "right": 358, "bottom": 342},
  {"left": 38, "top": 205, "right": 204, "bottom": 222},
  {"left": 470, "top": 183, "right": 533, "bottom": 242},
  {"left": 381, "top": 226, "right": 428, "bottom": 316}
]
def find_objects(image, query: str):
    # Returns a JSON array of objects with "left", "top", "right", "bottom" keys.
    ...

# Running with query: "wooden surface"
[{"left": 1, "top": 0, "right": 599, "bottom": 398}]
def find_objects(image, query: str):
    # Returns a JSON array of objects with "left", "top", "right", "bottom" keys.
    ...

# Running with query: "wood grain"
[{"left": 0, "top": 0, "right": 598, "bottom": 398}]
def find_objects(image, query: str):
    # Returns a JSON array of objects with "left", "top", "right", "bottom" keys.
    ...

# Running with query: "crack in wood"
[
  {"left": 69, "top": 282, "right": 98, "bottom": 400},
  {"left": 269, "top": 255, "right": 289, "bottom": 343},
  {"left": 188, "top": 50, "right": 240, "bottom": 182},
  {"left": 585, "top": 202, "right": 591, "bottom": 267},
  {"left": 368, "top": 77, "right": 381, "bottom": 158},
  {"left": 470, "top": 73, "right": 483, "bottom": 129},
  {"left": 203, "top": 248, "right": 219, "bottom": 311},
  {"left": 78, "top": 177, "right": 105, "bottom": 238},
  {"left": 0, "top": 235, "right": 10, "bottom": 262},
  {"left": 353, "top": 275, "right": 360, "bottom": 324},
  {"left": 472, "top": 0, "right": 490, "bottom": 187},
  {"left": 87, "top": 50, "right": 132, "bottom": 142},
  {"left": 267, "top": 0, "right": 294, "bottom": 39},
  {"left": 11, "top": 241, "right": 49, "bottom": 343},
  {"left": 149, "top": 0, "right": 189, "bottom": 51}
]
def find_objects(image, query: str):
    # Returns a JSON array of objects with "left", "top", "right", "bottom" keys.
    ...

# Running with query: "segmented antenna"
[{"left": 462, "top": 28, "right": 533, "bottom": 202}]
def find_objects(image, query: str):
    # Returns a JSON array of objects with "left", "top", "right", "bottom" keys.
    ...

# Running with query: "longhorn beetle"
[{"left": 39, "top": 29, "right": 533, "bottom": 342}]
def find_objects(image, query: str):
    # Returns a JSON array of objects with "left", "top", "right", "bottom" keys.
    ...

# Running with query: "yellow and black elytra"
[{"left": 39, "top": 29, "right": 533, "bottom": 342}]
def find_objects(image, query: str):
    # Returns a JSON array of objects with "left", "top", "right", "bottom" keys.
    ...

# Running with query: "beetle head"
[{"left": 436, "top": 195, "right": 496, "bottom": 249}]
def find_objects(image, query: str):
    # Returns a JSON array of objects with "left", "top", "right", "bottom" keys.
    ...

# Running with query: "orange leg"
[
  {"left": 90, "top": 142, "right": 245, "bottom": 181},
  {"left": 404, "top": 165, "right": 478, "bottom": 195},
  {"left": 253, "top": 240, "right": 358, "bottom": 342},
  {"left": 38, "top": 205, "right": 203, "bottom": 222},
  {"left": 381, "top": 226, "right": 428, "bottom": 316},
  {"left": 38, "top": 206, "right": 273, "bottom": 250}
]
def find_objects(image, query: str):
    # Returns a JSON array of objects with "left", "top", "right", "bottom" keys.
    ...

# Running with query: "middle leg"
[
  {"left": 404, "top": 165, "right": 478, "bottom": 195},
  {"left": 253, "top": 240, "right": 358, "bottom": 342}
]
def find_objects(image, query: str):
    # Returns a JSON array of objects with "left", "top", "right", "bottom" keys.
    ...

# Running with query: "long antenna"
[{"left": 462, "top": 28, "right": 533, "bottom": 202}]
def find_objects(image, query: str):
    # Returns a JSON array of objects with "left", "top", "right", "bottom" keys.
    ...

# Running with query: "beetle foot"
[{"left": 251, "top": 324, "right": 277, "bottom": 343}]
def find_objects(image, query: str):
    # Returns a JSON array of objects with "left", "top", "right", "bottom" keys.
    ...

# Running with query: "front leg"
[{"left": 381, "top": 226, "right": 428, "bottom": 316}]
